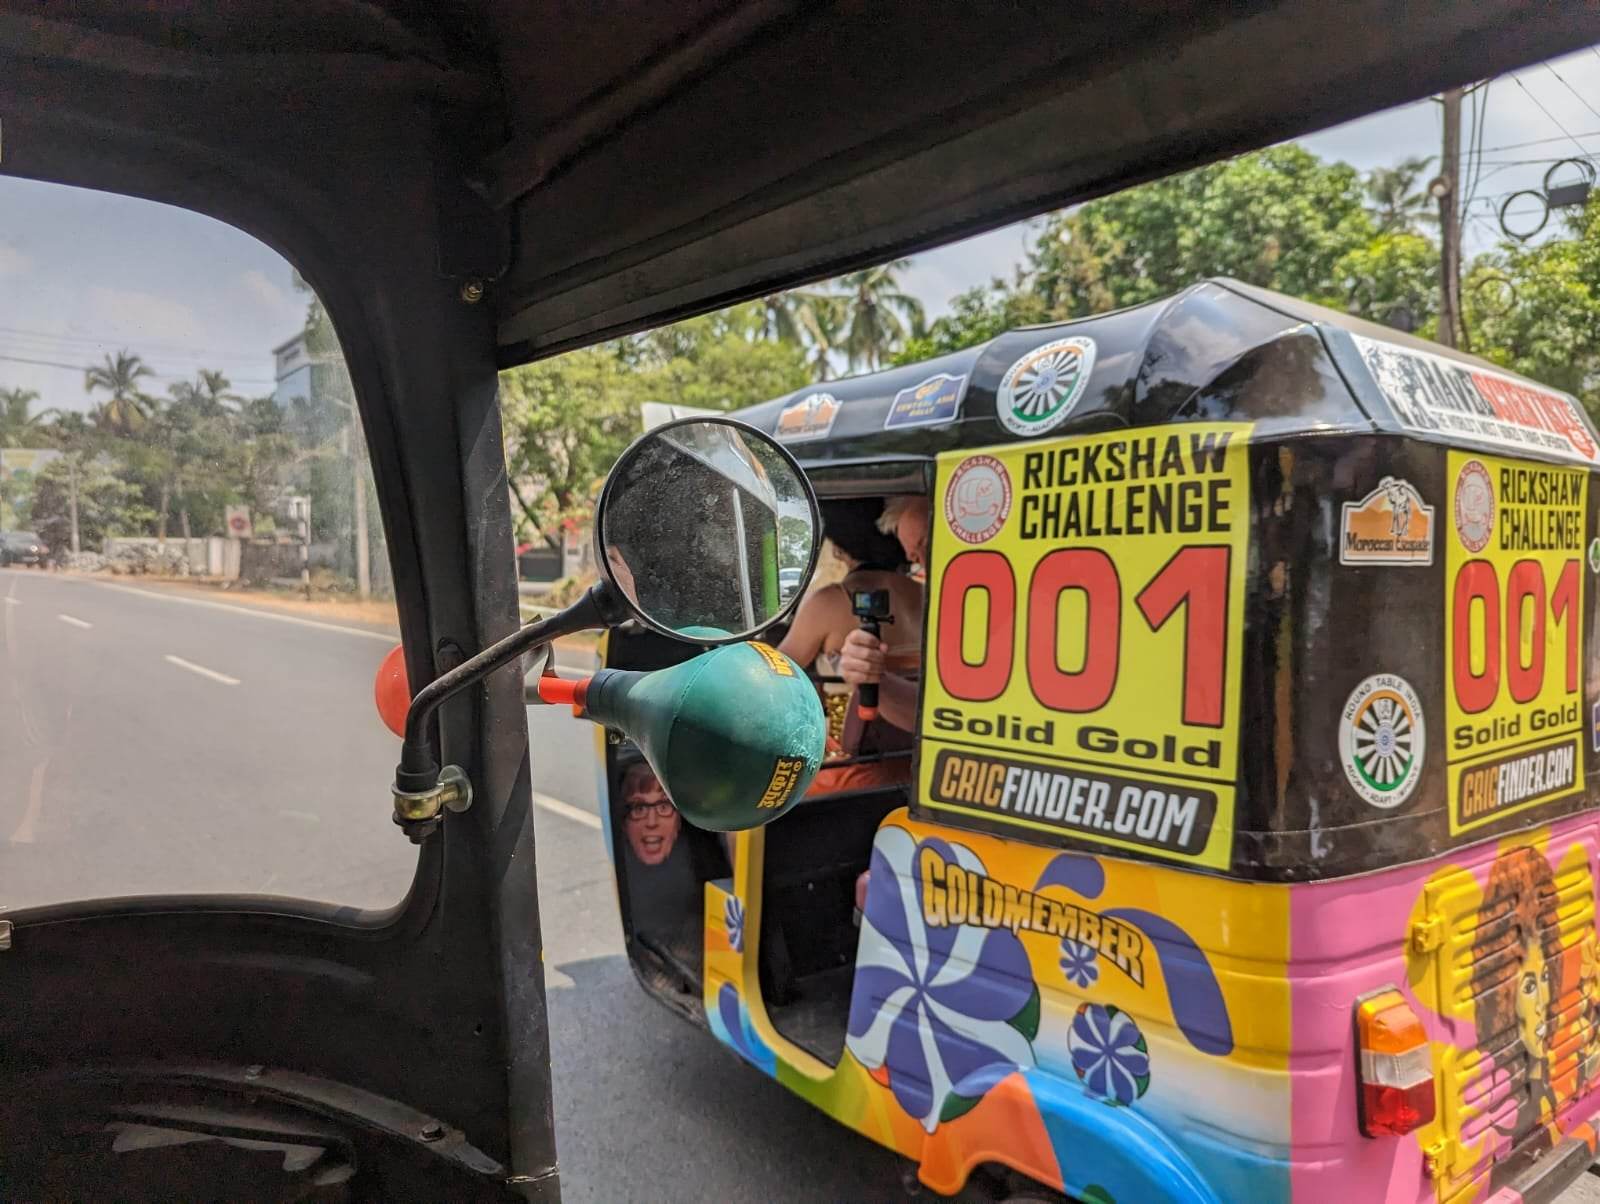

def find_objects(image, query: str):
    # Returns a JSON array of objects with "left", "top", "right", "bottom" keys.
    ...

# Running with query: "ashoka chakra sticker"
[
  {"left": 1339, "top": 674, "right": 1425, "bottom": 809},
  {"left": 996, "top": 336, "right": 1096, "bottom": 437}
]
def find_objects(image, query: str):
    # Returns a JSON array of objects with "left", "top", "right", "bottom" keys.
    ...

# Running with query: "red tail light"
[{"left": 1356, "top": 987, "right": 1435, "bottom": 1137}]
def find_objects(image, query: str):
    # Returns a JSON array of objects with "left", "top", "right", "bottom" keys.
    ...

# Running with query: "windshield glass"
[{"left": 0, "top": 177, "right": 413, "bottom": 910}]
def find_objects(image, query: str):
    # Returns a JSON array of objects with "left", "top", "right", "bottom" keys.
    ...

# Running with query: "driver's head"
[
  {"left": 878, "top": 495, "right": 932, "bottom": 568},
  {"left": 620, "top": 761, "right": 680, "bottom": 866}
]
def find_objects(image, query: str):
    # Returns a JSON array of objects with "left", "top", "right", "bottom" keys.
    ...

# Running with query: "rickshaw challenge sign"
[
  {"left": 1445, "top": 449, "right": 1588, "bottom": 833},
  {"left": 917, "top": 424, "right": 1251, "bottom": 869}
]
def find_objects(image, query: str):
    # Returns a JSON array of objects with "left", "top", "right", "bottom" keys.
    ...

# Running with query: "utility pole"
[{"left": 1435, "top": 86, "right": 1465, "bottom": 349}]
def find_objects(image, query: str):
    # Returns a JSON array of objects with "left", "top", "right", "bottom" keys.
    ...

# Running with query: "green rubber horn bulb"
[{"left": 540, "top": 642, "right": 826, "bottom": 831}]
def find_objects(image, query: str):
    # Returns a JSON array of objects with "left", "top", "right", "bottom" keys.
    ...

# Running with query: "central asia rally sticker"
[
  {"left": 1445, "top": 449, "right": 1586, "bottom": 833},
  {"left": 885, "top": 372, "right": 966, "bottom": 429},
  {"left": 916, "top": 422, "right": 1251, "bottom": 869},
  {"left": 1339, "top": 673, "right": 1425, "bottom": 809}
]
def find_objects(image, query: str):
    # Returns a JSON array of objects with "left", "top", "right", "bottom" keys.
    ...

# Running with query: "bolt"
[
  {"left": 459, "top": 280, "right": 485, "bottom": 304},
  {"left": 244, "top": 1065, "right": 264, "bottom": 1081},
  {"left": 419, "top": 1122, "right": 446, "bottom": 1143}
]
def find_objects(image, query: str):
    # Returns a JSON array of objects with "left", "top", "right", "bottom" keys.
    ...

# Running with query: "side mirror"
[
  {"left": 384, "top": 417, "right": 824, "bottom": 839},
  {"left": 595, "top": 417, "right": 820, "bottom": 641}
]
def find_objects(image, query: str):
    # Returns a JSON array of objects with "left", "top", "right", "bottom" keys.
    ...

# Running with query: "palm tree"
[
  {"left": 796, "top": 295, "right": 844, "bottom": 381},
  {"left": 84, "top": 350, "right": 154, "bottom": 435},
  {"left": 0, "top": 387, "right": 47, "bottom": 448},
  {"left": 168, "top": 369, "right": 239, "bottom": 420},
  {"left": 1366, "top": 156, "right": 1438, "bottom": 235},
  {"left": 836, "top": 260, "right": 926, "bottom": 371}
]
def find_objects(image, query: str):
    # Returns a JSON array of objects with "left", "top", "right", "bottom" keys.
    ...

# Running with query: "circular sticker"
[
  {"left": 1339, "top": 674, "right": 1425, "bottom": 809},
  {"left": 996, "top": 336, "right": 1096, "bottom": 437},
  {"left": 1588, "top": 537, "right": 1600, "bottom": 575},
  {"left": 944, "top": 455, "right": 1012, "bottom": 544},
  {"left": 1454, "top": 459, "right": 1495, "bottom": 553}
]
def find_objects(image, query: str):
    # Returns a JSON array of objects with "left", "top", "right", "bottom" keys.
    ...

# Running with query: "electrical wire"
[
  {"left": 1546, "top": 60, "right": 1600, "bottom": 125},
  {"left": 0, "top": 351, "right": 274, "bottom": 387},
  {"left": 1512, "top": 76, "right": 1595, "bottom": 157},
  {"left": 1476, "top": 130, "right": 1600, "bottom": 153}
]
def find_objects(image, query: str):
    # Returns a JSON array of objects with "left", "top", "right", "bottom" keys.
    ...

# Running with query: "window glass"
[{"left": 0, "top": 177, "right": 412, "bottom": 909}]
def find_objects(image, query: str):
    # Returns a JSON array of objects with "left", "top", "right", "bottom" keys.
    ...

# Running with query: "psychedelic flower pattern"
[
  {"left": 725, "top": 896, "right": 745, "bottom": 953},
  {"left": 846, "top": 826, "right": 1038, "bottom": 1132},
  {"left": 1059, "top": 939, "right": 1098, "bottom": 988},
  {"left": 1068, "top": 1003, "right": 1150, "bottom": 1107}
]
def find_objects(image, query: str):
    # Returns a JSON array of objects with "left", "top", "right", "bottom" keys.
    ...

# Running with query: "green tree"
[
  {"left": 500, "top": 347, "right": 639, "bottom": 541},
  {"left": 1032, "top": 145, "right": 1374, "bottom": 316},
  {"left": 29, "top": 451, "right": 150, "bottom": 555},
  {"left": 1464, "top": 191, "right": 1600, "bottom": 417},
  {"left": 1364, "top": 155, "right": 1437, "bottom": 235},
  {"left": 84, "top": 350, "right": 155, "bottom": 435},
  {"left": 0, "top": 387, "right": 49, "bottom": 448},
  {"left": 1331, "top": 231, "right": 1440, "bottom": 333},
  {"left": 893, "top": 279, "right": 1049, "bottom": 364},
  {"left": 836, "top": 260, "right": 926, "bottom": 371}
]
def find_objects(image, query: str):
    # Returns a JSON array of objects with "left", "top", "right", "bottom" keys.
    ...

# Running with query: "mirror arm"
[{"left": 394, "top": 581, "right": 630, "bottom": 795}]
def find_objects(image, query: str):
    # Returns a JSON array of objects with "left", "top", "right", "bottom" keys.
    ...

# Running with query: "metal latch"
[
  {"left": 0, "top": 920, "right": 11, "bottom": 951},
  {"left": 1409, "top": 913, "right": 1444, "bottom": 955},
  {"left": 392, "top": 764, "right": 473, "bottom": 843},
  {"left": 1422, "top": 1136, "right": 1456, "bottom": 1180}
]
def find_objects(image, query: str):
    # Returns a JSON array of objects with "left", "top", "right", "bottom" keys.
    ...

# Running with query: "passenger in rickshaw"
[
  {"left": 836, "top": 494, "right": 931, "bottom": 734},
  {"left": 776, "top": 498, "right": 923, "bottom": 794}
]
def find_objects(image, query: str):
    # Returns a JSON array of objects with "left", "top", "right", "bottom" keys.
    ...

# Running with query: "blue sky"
[{"left": 2, "top": 45, "right": 1598, "bottom": 413}]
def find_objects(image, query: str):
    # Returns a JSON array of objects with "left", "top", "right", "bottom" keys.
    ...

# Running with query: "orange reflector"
[
  {"left": 374, "top": 644, "right": 410, "bottom": 738},
  {"left": 1355, "top": 988, "right": 1435, "bottom": 1137}
]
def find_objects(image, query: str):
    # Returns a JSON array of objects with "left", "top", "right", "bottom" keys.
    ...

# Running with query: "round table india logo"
[
  {"left": 1454, "top": 458, "right": 1495, "bottom": 553},
  {"left": 944, "top": 455, "right": 1012, "bottom": 544},
  {"left": 996, "top": 336, "right": 1096, "bottom": 436},
  {"left": 1339, "top": 673, "right": 1425, "bottom": 809}
]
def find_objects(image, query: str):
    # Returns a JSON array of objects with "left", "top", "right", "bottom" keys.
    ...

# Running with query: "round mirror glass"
[{"left": 596, "top": 418, "right": 820, "bottom": 642}]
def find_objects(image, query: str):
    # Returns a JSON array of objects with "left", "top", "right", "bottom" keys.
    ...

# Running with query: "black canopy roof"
[
  {"left": 1, "top": 4, "right": 1596, "bottom": 366},
  {"left": 732, "top": 278, "right": 1600, "bottom": 484}
]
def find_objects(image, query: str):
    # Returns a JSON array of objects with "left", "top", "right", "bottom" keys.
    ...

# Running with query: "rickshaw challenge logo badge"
[
  {"left": 1339, "top": 673, "right": 1425, "bottom": 809},
  {"left": 944, "top": 454, "right": 1012, "bottom": 544},
  {"left": 996, "top": 336, "right": 1096, "bottom": 436},
  {"left": 1339, "top": 477, "right": 1434, "bottom": 565},
  {"left": 1453, "top": 458, "right": 1495, "bottom": 552}
]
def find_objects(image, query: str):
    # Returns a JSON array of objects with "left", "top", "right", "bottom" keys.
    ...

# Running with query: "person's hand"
[{"left": 839, "top": 627, "right": 886, "bottom": 686}]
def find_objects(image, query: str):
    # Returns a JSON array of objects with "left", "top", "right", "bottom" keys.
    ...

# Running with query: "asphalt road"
[
  {"left": 0, "top": 568, "right": 925, "bottom": 1202},
  {"left": 4, "top": 565, "right": 1596, "bottom": 1203}
]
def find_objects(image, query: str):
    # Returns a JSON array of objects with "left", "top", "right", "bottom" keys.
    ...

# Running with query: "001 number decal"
[
  {"left": 1451, "top": 557, "right": 1579, "bottom": 713},
  {"left": 935, "top": 545, "right": 1231, "bottom": 727}
]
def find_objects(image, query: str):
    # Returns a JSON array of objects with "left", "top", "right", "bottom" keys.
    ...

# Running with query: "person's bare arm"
[
  {"left": 838, "top": 627, "right": 918, "bottom": 732},
  {"left": 776, "top": 585, "right": 847, "bottom": 668}
]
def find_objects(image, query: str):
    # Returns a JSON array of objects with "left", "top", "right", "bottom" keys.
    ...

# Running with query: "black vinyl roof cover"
[{"left": 1, "top": 3, "right": 1597, "bottom": 367}]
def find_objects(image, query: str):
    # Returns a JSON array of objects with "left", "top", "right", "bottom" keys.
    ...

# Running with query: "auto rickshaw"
[
  {"left": 597, "top": 279, "right": 1600, "bottom": 1202},
  {"left": 3, "top": 5, "right": 1599, "bottom": 1202}
]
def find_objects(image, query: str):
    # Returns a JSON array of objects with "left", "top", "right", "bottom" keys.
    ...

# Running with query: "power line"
[
  {"left": 1477, "top": 129, "right": 1600, "bottom": 153},
  {"left": 1512, "top": 76, "right": 1594, "bottom": 157},
  {"left": 0, "top": 351, "right": 274, "bottom": 386},
  {"left": 1542, "top": 61, "right": 1600, "bottom": 126}
]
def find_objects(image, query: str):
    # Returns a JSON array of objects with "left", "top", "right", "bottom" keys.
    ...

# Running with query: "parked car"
[{"left": 0, "top": 531, "right": 48, "bottom": 567}]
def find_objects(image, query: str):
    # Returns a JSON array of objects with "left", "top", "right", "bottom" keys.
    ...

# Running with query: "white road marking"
[
  {"left": 86, "top": 579, "right": 397, "bottom": 643},
  {"left": 164, "top": 654, "right": 241, "bottom": 686},
  {"left": 56, "top": 613, "right": 92, "bottom": 629},
  {"left": 534, "top": 790, "right": 601, "bottom": 830}
]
